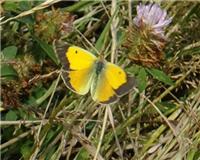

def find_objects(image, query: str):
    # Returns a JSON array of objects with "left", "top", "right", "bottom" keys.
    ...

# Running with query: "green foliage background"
[{"left": 1, "top": 1, "right": 200, "bottom": 160}]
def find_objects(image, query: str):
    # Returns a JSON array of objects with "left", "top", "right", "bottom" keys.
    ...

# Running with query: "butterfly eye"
[
  {"left": 118, "top": 71, "right": 121, "bottom": 75},
  {"left": 75, "top": 50, "right": 78, "bottom": 54}
]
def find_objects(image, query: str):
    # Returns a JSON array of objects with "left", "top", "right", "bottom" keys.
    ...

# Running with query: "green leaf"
[
  {"left": 158, "top": 101, "right": 176, "bottom": 109},
  {"left": 193, "top": 150, "right": 200, "bottom": 160},
  {"left": 34, "top": 37, "right": 59, "bottom": 65},
  {"left": 2, "top": 1, "right": 19, "bottom": 12},
  {"left": 5, "top": 110, "right": 18, "bottom": 121},
  {"left": 19, "top": 16, "right": 35, "bottom": 25},
  {"left": 116, "top": 29, "right": 126, "bottom": 46},
  {"left": 75, "top": 148, "right": 89, "bottom": 160},
  {"left": 64, "top": 1, "right": 95, "bottom": 12},
  {"left": 25, "top": 96, "right": 37, "bottom": 106},
  {"left": 94, "top": 6, "right": 118, "bottom": 53},
  {"left": 146, "top": 68, "right": 174, "bottom": 85},
  {"left": 32, "top": 84, "right": 47, "bottom": 99},
  {"left": 0, "top": 64, "right": 18, "bottom": 79},
  {"left": 137, "top": 68, "right": 148, "bottom": 92},
  {"left": 45, "top": 146, "right": 57, "bottom": 160},
  {"left": 35, "top": 80, "right": 57, "bottom": 105},
  {"left": 20, "top": 141, "right": 33, "bottom": 159},
  {"left": 18, "top": 1, "right": 32, "bottom": 11},
  {"left": 126, "top": 64, "right": 141, "bottom": 75},
  {"left": 2, "top": 46, "right": 18, "bottom": 60},
  {"left": 85, "top": 121, "right": 96, "bottom": 130},
  {"left": 156, "top": 102, "right": 177, "bottom": 114},
  {"left": 45, "top": 129, "right": 56, "bottom": 143}
]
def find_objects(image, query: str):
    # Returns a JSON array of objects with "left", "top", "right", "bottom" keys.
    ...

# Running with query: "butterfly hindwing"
[
  {"left": 91, "top": 68, "right": 118, "bottom": 104},
  {"left": 105, "top": 62, "right": 136, "bottom": 96},
  {"left": 91, "top": 62, "right": 135, "bottom": 104},
  {"left": 62, "top": 68, "right": 94, "bottom": 95}
]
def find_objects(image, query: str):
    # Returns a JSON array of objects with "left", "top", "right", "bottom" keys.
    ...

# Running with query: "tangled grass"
[{"left": 1, "top": 1, "right": 200, "bottom": 160}]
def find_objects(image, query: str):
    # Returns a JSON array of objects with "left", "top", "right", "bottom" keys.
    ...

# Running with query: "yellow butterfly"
[{"left": 56, "top": 43, "right": 136, "bottom": 104}]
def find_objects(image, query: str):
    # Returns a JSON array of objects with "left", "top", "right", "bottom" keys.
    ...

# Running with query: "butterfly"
[{"left": 56, "top": 42, "right": 136, "bottom": 104}]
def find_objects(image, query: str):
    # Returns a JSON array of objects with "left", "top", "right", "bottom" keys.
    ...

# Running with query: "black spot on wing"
[
  {"left": 115, "top": 76, "right": 136, "bottom": 96},
  {"left": 55, "top": 40, "right": 70, "bottom": 71}
]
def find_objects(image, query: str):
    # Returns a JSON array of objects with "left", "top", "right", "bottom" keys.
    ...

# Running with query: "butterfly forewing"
[
  {"left": 66, "top": 46, "right": 97, "bottom": 70},
  {"left": 56, "top": 42, "right": 97, "bottom": 95}
]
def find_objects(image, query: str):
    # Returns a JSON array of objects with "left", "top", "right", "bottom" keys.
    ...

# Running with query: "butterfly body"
[
  {"left": 56, "top": 44, "right": 136, "bottom": 104},
  {"left": 95, "top": 59, "right": 105, "bottom": 75}
]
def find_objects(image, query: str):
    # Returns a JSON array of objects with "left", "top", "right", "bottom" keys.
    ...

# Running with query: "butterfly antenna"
[{"left": 75, "top": 28, "right": 101, "bottom": 56}]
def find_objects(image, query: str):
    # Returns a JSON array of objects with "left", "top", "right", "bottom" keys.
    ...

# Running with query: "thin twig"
[
  {"left": 0, "top": 126, "right": 39, "bottom": 150},
  {"left": 36, "top": 73, "right": 61, "bottom": 139},
  {"left": 75, "top": 28, "right": 101, "bottom": 56},
  {"left": 107, "top": 106, "right": 123, "bottom": 159},
  {"left": 0, "top": 120, "right": 47, "bottom": 125},
  {"left": 131, "top": 67, "right": 196, "bottom": 142},
  {"left": 166, "top": 4, "right": 196, "bottom": 38},
  {"left": 28, "top": 70, "right": 60, "bottom": 84},
  {"left": 30, "top": 72, "right": 61, "bottom": 160},
  {"left": 0, "top": 0, "right": 61, "bottom": 25},
  {"left": 153, "top": 67, "right": 195, "bottom": 103},
  {"left": 100, "top": 1, "right": 110, "bottom": 18},
  {"left": 141, "top": 92, "right": 178, "bottom": 137},
  {"left": 118, "top": 105, "right": 136, "bottom": 153},
  {"left": 94, "top": 106, "right": 107, "bottom": 160},
  {"left": 111, "top": 0, "right": 118, "bottom": 63},
  {"left": 128, "top": 0, "right": 132, "bottom": 25},
  {"left": 72, "top": 127, "right": 104, "bottom": 160}
]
